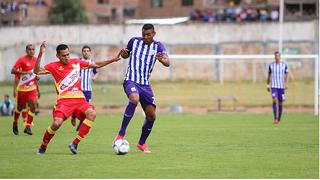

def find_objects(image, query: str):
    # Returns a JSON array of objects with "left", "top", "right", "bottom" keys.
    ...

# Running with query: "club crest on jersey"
[
  {"left": 58, "top": 66, "right": 64, "bottom": 71},
  {"left": 72, "top": 64, "right": 77, "bottom": 68}
]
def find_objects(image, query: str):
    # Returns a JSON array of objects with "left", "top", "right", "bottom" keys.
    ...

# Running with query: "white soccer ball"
[{"left": 112, "top": 139, "right": 130, "bottom": 155}]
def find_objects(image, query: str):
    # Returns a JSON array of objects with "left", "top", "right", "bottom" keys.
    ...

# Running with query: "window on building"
[
  {"left": 111, "top": 8, "right": 117, "bottom": 20},
  {"left": 97, "top": 0, "right": 109, "bottom": 4},
  {"left": 302, "top": 3, "right": 316, "bottom": 16},
  {"left": 151, "top": 0, "right": 163, "bottom": 8},
  {"left": 182, "top": 0, "right": 193, "bottom": 6},
  {"left": 123, "top": 8, "right": 136, "bottom": 17}
]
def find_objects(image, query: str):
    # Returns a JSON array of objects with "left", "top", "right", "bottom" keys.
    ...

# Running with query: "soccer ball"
[{"left": 112, "top": 139, "right": 130, "bottom": 155}]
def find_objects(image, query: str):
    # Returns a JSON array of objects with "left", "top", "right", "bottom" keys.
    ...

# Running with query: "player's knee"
[
  {"left": 146, "top": 112, "right": 156, "bottom": 121},
  {"left": 129, "top": 94, "right": 139, "bottom": 104},
  {"left": 17, "top": 105, "right": 24, "bottom": 112},
  {"left": 52, "top": 119, "right": 63, "bottom": 130},
  {"left": 86, "top": 109, "right": 96, "bottom": 121},
  {"left": 28, "top": 105, "right": 36, "bottom": 112}
]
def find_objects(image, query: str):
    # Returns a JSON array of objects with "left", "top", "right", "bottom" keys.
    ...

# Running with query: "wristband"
[
  {"left": 266, "top": 84, "right": 270, "bottom": 88},
  {"left": 37, "top": 52, "right": 43, "bottom": 59}
]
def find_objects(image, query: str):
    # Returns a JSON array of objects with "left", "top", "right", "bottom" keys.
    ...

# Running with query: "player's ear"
[{"left": 56, "top": 54, "right": 59, "bottom": 59}]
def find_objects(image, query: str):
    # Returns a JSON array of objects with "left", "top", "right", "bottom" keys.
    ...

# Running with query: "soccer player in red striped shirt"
[
  {"left": 11, "top": 44, "right": 40, "bottom": 135},
  {"left": 34, "top": 42, "right": 121, "bottom": 155}
]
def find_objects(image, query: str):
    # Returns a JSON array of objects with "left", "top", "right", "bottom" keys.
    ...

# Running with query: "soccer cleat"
[
  {"left": 23, "top": 127, "right": 33, "bottom": 135},
  {"left": 71, "top": 117, "right": 76, "bottom": 127},
  {"left": 69, "top": 142, "right": 78, "bottom": 154},
  {"left": 12, "top": 126, "right": 19, "bottom": 135},
  {"left": 136, "top": 144, "right": 151, "bottom": 153},
  {"left": 274, "top": 119, "right": 279, "bottom": 124},
  {"left": 114, "top": 134, "right": 124, "bottom": 141},
  {"left": 37, "top": 148, "right": 46, "bottom": 155}
]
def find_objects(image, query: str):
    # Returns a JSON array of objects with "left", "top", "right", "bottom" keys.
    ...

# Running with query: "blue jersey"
[
  {"left": 268, "top": 62, "right": 289, "bottom": 89},
  {"left": 80, "top": 58, "right": 97, "bottom": 91},
  {"left": 124, "top": 37, "right": 167, "bottom": 85}
]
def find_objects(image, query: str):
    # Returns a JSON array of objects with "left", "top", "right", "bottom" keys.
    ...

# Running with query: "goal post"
[{"left": 170, "top": 54, "right": 319, "bottom": 115}]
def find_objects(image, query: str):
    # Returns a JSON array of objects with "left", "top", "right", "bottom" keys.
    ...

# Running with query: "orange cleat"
[{"left": 136, "top": 144, "right": 151, "bottom": 153}]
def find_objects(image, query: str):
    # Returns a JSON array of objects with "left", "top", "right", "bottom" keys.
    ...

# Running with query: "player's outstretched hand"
[
  {"left": 112, "top": 50, "right": 122, "bottom": 62},
  {"left": 120, "top": 48, "right": 129, "bottom": 59},
  {"left": 40, "top": 41, "right": 46, "bottom": 53}
]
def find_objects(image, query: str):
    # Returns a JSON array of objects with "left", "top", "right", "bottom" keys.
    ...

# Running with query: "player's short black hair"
[
  {"left": 274, "top": 51, "right": 280, "bottom": 55},
  {"left": 82, "top": 45, "right": 91, "bottom": 52},
  {"left": 56, "top": 44, "right": 69, "bottom": 54},
  {"left": 26, "top": 44, "right": 34, "bottom": 50},
  {"left": 142, "top": 23, "right": 154, "bottom": 31},
  {"left": 4, "top": 94, "right": 9, "bottom": 98}
]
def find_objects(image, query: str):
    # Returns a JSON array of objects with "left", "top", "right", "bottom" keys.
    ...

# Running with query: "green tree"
[{"left": 49, "top": 0, "right": 88, "bottom": 24}]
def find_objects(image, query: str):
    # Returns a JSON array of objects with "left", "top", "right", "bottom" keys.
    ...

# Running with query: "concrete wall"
[
  {"left": 0, "top": 21, "right": 317, "bottom": 48},
  {"left": 0, "top": 21, "right": 317, "bottom": 81}
]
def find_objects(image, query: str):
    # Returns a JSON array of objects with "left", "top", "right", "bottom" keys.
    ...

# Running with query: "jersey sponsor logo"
[
  {"left": 19, "top": 72, "right": 36, "bottom": 85},
  {"left": 26, "top": 62, "right": 30, "bottom": 66},
  {"left": 58, "top": 63, "right": 80, "bottom": 94},
  {"left": 58, "top": 66, "right": 64, "bottom": 71}
]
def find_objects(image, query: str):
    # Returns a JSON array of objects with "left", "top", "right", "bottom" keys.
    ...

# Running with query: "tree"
[{"left": 49, "top": 0, "right": 88, "bottom": 24}]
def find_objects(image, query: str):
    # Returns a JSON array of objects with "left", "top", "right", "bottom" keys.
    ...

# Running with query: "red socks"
[
  {"left": 40, "top": 126, "right": 56, "bottom": 150},
  {"left": 73, "top": 119, "right": 93, "bottom": 144}
]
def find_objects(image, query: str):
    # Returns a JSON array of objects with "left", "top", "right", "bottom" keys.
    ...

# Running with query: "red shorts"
[
  {"left": 53, "top": 98, "right": 95, "bottom": 121},
  {"left": 17, "top": 90, "right": 38, "bottom": 106}
]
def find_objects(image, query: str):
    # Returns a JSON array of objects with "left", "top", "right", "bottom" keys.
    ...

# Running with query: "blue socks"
[
  {"left": 138, "top": 119, "right": 155, "bottom": 145},
  {"left": 119, "top": 101, "right": 137, "bottom": 136},
  {"left": 278, "top": 104, "right": 283, "bottom": 121},
  {"left": 273, "top": 102, "right": 283, "bottom": 121},
  {"left": 272, "top": 102, "right": 277, "bottom": 120}
]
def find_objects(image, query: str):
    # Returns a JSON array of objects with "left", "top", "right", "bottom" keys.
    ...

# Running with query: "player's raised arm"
[
  {"left": 88, "top": 50, "right": 121, "bottom": 69},
  {"left": 34, "top": 41, "right": 47, "bottom": 75}
]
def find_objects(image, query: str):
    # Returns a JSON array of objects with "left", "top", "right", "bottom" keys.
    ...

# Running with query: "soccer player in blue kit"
[
  {"left": 71, "top": 45, "right": 98, "bottom": 131},
  {"left": 114, "top": 24, "right": 170, "bottom": 153},
  {"left": 267, "top": 51, "right": 289, "bottom": 124}
]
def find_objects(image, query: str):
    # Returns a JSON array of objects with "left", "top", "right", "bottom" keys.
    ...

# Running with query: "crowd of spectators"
[
  {"left": 0, "top": 0, "right": 46, "bottom": 16},
  {"left": 190, "top": 6, "right": 280, "bottom": 23}
]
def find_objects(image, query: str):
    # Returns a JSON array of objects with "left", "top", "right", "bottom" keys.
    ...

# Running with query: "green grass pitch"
[{"left": 0, "top": 113, "right": 318, "bottom": 178}]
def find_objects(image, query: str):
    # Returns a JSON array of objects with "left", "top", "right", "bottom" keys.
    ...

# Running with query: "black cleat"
[
  {"left": 12, "top": 126, "right": 19, "bottom": 135},
  {"left": 37, "top": 148, "right": 46, "bottom": 155},
  {"left": 69, "top": 142, "right": 78, "bottom": 154},
  {"left": 23, "top": 127, "right": 33, "bottom": 135}
]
